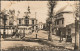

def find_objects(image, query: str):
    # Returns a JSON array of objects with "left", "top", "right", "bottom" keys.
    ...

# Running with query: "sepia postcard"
[{"left": 0, "top": 0, "right": 80, "bottom": 51}]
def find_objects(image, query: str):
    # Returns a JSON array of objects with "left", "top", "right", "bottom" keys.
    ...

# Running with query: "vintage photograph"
[{"left": 0, "top": 0, "right": 80, "bottom": 51}]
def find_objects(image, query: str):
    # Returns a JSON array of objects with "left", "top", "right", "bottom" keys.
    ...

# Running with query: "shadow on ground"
[{"left": 2, "top": 38, "right": 74, "bottom": 51}]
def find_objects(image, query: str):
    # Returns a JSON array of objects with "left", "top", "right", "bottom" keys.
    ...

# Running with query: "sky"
[{"left": 1, "top": 1, "right": 76, "bottom": 23}]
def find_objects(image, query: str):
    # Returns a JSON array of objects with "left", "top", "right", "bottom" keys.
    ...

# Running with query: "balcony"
[
  {"left": 55, "top": 24, "right": 64, "bottom": 28},
  {"left": 56, "top": 16, "right": 64, "bottom": 20}
]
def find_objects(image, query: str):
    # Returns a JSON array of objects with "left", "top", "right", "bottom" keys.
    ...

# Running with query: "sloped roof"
[
  {"left": 55, "top": 5, "right": 68, "bottom": 15},
  {"left": 55, "top": 11, "right": 73, "bottom": 16},
  {"left": 55, "top": 4, "right": 74, "bottom": 16},
  {"left": 62, "top": 4, "right": 74, "bottom": 12}
]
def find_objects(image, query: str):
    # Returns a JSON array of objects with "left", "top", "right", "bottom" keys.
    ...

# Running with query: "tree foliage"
[{"left": 48, "top": 0, "right": 57, "bottom": 18}]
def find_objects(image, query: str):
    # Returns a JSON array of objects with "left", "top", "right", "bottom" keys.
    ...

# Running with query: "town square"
[{"left": 0, "top": 0, "right": 80, "bottom": 51}]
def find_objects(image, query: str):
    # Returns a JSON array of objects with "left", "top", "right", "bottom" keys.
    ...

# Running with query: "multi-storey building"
[
  {"left": 54, "top": 11, "right": 75, "bottom": 37},
  {"left": 17, "top": 6, "right": 37, "bottom": 35},
  {"left": 17, "top": 16, "right": 37, "bottom": 31},
  {"left": 17, "top": 16, "right": 37, "bottom": 36},
  {"left": 52, "top": 4, "right": 76, "bottom": 38},
  {"left": 38, "top": 22, "right": 44, "bottom": 30}
]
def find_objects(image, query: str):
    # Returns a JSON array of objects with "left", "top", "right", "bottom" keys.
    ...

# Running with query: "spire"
[{"left": 27, "top": 5, "right": 31, "bottom": 14}]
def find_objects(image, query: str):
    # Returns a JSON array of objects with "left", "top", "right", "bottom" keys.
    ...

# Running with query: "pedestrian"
[
  {"left": 61, "top": 32, "right": 63, "bottom": 41},
  {"left": 59, "top": 30, "right": 62, "bottom": 42},
  {"left": 62, "top": 33, "right": 63, "bottom": 41}
]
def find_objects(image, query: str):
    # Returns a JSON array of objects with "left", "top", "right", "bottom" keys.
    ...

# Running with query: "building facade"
[
  {"left": 38, "top": 22, "right": 44, "bottom": 30},
  {"left": 66, "top": 23, "right": 75, "bottom": 43},
  {"left": 17, "top": 16, "right": 37, "bottom": 31},
  {"left": 53, "top": 11, "right": 75, "bottom": 38},
  {"left": 16, "top": 5, "right": 37, "bottom": 36}
]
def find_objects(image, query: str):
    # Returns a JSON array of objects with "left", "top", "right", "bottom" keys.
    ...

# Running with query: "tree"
[
  {"left": 1, "top": 9, "right": 8, "bottom": 38},
  {"left": 47, "top": 0, "right": 57, "bottom": 41},
  {"left": 8, "top": 9, "right": 15, "bottom": 25},
  {"left": 74, "top": 1, "right": 80, "bottom": 50}
]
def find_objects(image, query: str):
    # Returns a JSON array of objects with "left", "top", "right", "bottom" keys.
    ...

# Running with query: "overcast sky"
[{"left": 1, "top": 1, "right": 75, "bottom": 23}]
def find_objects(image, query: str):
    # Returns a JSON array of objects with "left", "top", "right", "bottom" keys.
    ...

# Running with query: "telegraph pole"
[{"left": 35, "top": 12, "right": 38, "bottom": 39}]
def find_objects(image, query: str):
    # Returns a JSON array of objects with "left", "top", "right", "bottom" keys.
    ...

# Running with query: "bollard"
[{"left": 36, "top": 34, "right": 37, "bottom": 39}]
